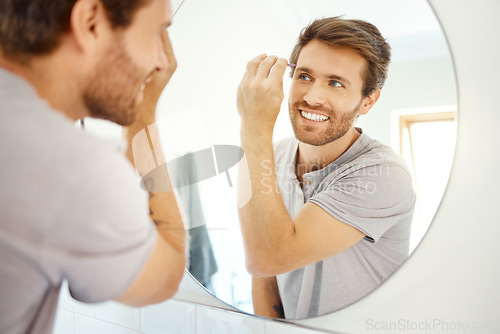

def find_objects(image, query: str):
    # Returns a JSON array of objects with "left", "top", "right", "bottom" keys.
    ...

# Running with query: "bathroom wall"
[{"left": 53, "top": 280, "right": 327, "bottom": 334}]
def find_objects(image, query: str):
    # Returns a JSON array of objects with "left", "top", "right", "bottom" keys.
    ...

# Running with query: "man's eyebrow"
[
  {"left": 295, "top": 66, "right": 352, "bottom": 87},
  {"left": 296, "top": 66, "right": 312, "bottom": 74},
  {"left": 328, "top": 74, "right": 352, "bottom": 87}
]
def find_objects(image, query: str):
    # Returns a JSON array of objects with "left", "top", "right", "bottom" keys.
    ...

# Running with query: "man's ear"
[
  {"left": 358, "top": 89, "right": 381, "bottom": 116},
  {"left": 70, "top": 0, "right": 111, "bottom": 53}
]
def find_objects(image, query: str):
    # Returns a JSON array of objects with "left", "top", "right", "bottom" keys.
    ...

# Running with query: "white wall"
[
  {"left": 358, "top": 54, "right": 457, "bottom": 146},
  {"left": 53, "top": 280, "right": 322, "bottom": 334}
]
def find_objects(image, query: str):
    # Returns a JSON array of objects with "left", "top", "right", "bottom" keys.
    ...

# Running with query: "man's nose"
[{"left": 303, "top": 83, "right": 327, "bottom": 106}]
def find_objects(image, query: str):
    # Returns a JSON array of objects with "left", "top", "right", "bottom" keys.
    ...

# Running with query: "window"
[{"left": 393, "top": 106, "right": 457, "bottom": 253}]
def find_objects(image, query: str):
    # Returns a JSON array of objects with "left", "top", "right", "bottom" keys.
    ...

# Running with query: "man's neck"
[{"left": 295, "top": 127, "right": 361, "bottom": 183}]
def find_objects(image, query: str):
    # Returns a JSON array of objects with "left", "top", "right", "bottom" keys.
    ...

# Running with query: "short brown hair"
[
  {"left": 289, "top": 17, "right": 391, "bottom": 97},
  {"left": 0, "top": 0, "right": 150, "bottom": 62}
]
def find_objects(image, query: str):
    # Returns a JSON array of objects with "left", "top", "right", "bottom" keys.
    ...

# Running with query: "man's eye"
[
  {"left": 330, "top": 80, "right": 342, "bottom": 87},
  {"left": 299, "top": 74, "right": 311, "bottom": 81}
]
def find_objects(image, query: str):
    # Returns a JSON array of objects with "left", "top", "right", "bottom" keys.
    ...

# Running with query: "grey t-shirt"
[
  {"left": 0, "top": 68, "right": 157, "bottom": 334},
  {"left": 274, "top": 132, "right": 415, "bottom": 319}
]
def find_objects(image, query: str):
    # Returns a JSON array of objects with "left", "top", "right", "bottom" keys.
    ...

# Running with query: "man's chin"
[
  {"left": 116, "top": 111, "right": 137, "bottom": 126},
  {"left": 292, "top": 127, "right": 346, "bottom": 147},
  {"left": 290, "top": 123, "right": 325, "bottom": 146},
  {"left": 297, "top": 136, "right": 331, "bottom": 146},
  {"left": 293, "top": 129, "right": 325, "bottom": 146}
]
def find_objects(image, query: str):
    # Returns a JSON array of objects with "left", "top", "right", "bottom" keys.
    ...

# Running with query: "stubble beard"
[
  {"left": 83, "top": 39, "right": 145, "bottom": 126},
  {"left": 288, "top": 100, "right": 362, "bottom": 146}
]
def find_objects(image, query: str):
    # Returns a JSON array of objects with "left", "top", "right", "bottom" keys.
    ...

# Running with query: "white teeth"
[{"left": 301, "top": 110, "right": 329, "bottom": 122}]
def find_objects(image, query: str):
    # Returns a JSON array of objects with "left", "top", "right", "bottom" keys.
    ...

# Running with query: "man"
[
  {"left": 237, "top": 17, "right": 415, "bottom": 319},
  {"left": 0, "top": 0, "right": 185, "bottom": 333}
]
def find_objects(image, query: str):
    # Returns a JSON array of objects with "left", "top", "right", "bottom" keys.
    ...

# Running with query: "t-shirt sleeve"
[
  {"left": 308, "top": 161, "right": 415, "bottom": 243},
  {"left": 41, "top": 142, "right": 158, "bottom": 303}
]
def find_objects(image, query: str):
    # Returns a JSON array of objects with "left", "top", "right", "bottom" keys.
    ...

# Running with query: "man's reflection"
[{"left": 236, "top": 17, "right": 415, "bottom": 319}]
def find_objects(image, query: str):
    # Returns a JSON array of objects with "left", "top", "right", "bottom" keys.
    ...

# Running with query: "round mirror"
[{"left": 159, "top": 0, "right": 457, "bottom": 317}]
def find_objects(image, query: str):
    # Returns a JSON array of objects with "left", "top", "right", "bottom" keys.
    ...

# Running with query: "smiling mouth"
[{"left": 300, "top": 110, "right": 330, "bottom": 122}]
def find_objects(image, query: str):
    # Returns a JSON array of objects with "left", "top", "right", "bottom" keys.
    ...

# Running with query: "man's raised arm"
[{"left": 236, "top": 55, "right": 364, "bottom": 278}]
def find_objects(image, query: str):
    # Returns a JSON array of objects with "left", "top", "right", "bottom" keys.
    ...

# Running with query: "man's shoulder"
[
  {"left": 1, "top": 87, "right": 135, "bottom": 196},
  {"left": 351, "top": 133, "right": 409, "bottom": 171}
]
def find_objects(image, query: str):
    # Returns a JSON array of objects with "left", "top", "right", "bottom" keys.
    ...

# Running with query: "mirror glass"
[{"left": 155, "top": 0, "right": 457, "bottom": 317}]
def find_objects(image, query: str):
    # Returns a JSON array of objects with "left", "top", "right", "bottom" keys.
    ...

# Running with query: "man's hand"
[
  {"left": 136, "top": 30, "right": 177, "bottom": 125},
  {"left": 124, "top": 30, "right": 176, "bottom": 174},
  {"left": 118, "top": 31, "right": 186, "bottom": 307},
  {"left": 237, "top": 55, "right": 288, "bottom": 134}
]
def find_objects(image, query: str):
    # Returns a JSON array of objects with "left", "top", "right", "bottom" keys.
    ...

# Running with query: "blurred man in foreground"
[{"left": 0, "top": 0, "right": 186, "bottom": 333}]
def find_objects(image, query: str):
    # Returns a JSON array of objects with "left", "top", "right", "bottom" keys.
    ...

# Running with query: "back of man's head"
[
  {"left": 0, "top": 0, "right": 150, "bottom": 63},
  {"left": 289, "top": 16, "right": 391, "bottom": 97}
]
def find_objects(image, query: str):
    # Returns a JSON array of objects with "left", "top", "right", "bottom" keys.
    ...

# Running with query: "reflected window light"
[{"left": 397, "top": 108, "right": 456, "bottom": 253}]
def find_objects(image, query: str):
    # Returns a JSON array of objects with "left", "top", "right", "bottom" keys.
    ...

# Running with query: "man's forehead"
[
  {"left": 131, "top": 0, "right": 172, "bottom": 26},
  {"left": 297, "top": 40, "right": 367, "bottom": 82}
]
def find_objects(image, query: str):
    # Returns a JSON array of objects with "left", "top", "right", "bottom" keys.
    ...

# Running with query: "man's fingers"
[
  {"left": 256, "top": 55, "right": 279, "bottom": 80},
  {"left": 243, "top": 55, "right": 288, "bottom": 82},
  {"left": 269, "top": 57, "right": 288, "bottom": 83},
  {"left": 244, "top": 54, "right": 268, "bottom": 79}
]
